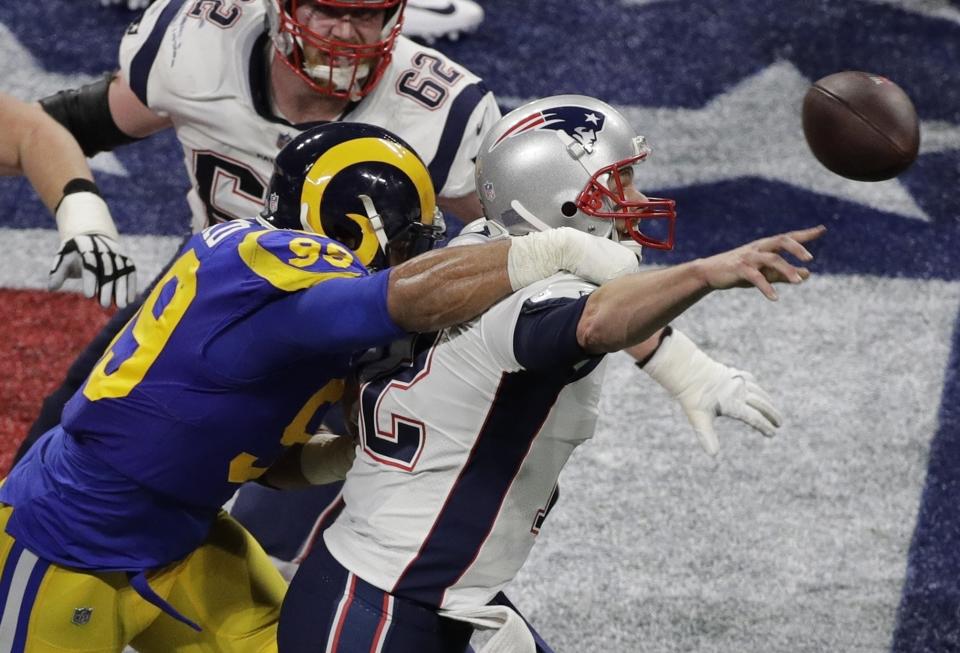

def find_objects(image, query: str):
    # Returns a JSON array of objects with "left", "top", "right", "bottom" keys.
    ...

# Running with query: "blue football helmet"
[{"left": 261, "top": 122, "right": 444, "bottom": 269}]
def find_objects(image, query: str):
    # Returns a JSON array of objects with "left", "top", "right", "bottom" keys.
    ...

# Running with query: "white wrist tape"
[
  {"left": 507, "top": 228, "right": 561, "bottom": 290},
  {"left": 507, "top": 227, "right": 640, "bottom": 290},
  {"left": 300, "top": 433, "right": 356, "bottom": 485},
  {"left": 642, "top": 328, "right": 716, "bottom": 397},
  {"left": 55, "top": 191, "right": 120, "bottom": 242}
]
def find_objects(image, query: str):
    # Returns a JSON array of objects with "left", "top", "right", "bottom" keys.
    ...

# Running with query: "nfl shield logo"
[
  {"left": 482, "top": 181, "right": 495, "bottom": 201},
  {"left": 72, "top": 607, "right": 93, "bottom": 626}
]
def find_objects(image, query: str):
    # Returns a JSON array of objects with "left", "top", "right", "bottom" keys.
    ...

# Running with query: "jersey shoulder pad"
[
  {"left": 235, "top": 229, "right": 366, "bottom": 292},
  {"left": 198, "top": 218, "right": 260, "bottom": 250},
  {"left": 470, "top": 273, "right": 593, "bottom": 371},
  {"left": 360, "top": 37, "right": 497, "bottom": 198},
  {"left": 520, "top": 273, "right": 596, "bottom": 305},
  {"left": 119, "top": 0, "right": 265, "bottom": 109},
  {"left": 378, "top": 36, "right": 490, "bottom": 113},
  {"left": 447, "top": 219, "right": 510, "bottom": 247},
  {"left": 391, "top": 36, "right": 484, "bottom": 88}
]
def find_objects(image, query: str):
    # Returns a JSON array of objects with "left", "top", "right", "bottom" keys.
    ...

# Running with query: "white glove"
[
  {"left": 49, "top": 189, "right": 137, "bottom": 308},
  {"left": 507, "top": 227, "right": 640, "bottom": 290},
  {"left": 641, "top": 328, "right": 782, "bottom": 456}
]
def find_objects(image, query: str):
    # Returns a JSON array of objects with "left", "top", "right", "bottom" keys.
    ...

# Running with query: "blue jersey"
[{"left": 0, "top": 220, "right": 405, "bottom": 570}]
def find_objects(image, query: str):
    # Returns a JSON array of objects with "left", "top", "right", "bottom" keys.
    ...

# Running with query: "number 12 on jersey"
[{"left": 357, "top": 339, "right": 440, "bottom": 471}]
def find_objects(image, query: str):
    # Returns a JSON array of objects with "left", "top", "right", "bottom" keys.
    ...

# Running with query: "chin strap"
[
  {"left": 611, "top": 226, "right": 644, "bottom": 262},
  {"left": 359, "top": 194, "right": 391, "bottom": 253}
]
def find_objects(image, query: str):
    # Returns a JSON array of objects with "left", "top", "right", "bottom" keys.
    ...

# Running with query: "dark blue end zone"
[{"left": 893, "top": 312, "right": 960, "bottom": 652}]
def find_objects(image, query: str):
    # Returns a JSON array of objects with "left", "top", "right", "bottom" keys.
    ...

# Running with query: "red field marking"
[{"left": 0, "top": 289, "right": 112, "bottom": 473}]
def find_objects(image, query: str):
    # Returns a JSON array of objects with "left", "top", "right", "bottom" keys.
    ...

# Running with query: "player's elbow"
[{"left": 576, "top": 297, "right": 614, "bottom": 355}]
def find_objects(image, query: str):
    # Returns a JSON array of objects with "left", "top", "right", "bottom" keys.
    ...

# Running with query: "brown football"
[{"left": 802, "top": 71, "right": 920, "bottom": 181}]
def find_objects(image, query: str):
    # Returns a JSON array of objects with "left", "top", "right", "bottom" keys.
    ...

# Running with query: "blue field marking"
[
  {"left": 441, "top": 1, "right": 960, "bottom": 122},
  {"left": 893, "top": 309, "right": 960, "bottom": 652}
]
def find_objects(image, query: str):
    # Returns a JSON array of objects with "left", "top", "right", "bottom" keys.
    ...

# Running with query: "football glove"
[
  {"left": 49, "top": 183, "right": 137, "bottom": 308},
  {"left": 641, "top": 328, "right": 783, "bottom": 456}
]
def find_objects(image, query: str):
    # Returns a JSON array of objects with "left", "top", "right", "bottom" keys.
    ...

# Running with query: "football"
[{"left": 802, "top": 71, "right": 920, "bottom": 181}]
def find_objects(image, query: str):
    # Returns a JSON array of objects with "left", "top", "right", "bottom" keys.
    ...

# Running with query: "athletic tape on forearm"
[
  {"left": 507, "top": 227, "right": 640, "bottom": 290},
  {"left": 641, "top": 327, "right": 717, "bottom": 396},
  {"left": 506, "top": 228, "right": 564, "bottom": 291},
  {"left": 55, "top": 191, "right": 119, "bottom": 242}
]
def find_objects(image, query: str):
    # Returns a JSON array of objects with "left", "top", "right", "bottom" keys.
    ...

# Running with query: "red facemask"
[
  {"left": 272, "top": 0, "right": 405, "bottom": 100},
  {"left": 577, "top": 152, "right": 677, "bottom": 250}
]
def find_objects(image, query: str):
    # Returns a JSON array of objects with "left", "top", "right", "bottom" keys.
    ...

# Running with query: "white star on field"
[
  {"left": 614, "top": 61, "right": 960, "bottom": 222},
  {"left": 585, "top": 112, "right": 601, "bottom": 125},
  {"left": 503, "top": 61, "right": 960, "bottom": 222},
  {"left": 0, "top": 23, "right": 129, "bottom": 177}
]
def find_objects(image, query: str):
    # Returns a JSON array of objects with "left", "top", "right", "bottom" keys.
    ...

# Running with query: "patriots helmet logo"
[{"left": 491, "top": 106, "right": 606, "bottom": 152}]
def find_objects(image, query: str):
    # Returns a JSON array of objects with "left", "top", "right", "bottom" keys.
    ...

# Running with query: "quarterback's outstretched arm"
[
  {"left": 387, "top": 227, "right": 640, "bottom": 332},
  {"left": 577, "top": 226, "right": 825, "bottom": 354}
]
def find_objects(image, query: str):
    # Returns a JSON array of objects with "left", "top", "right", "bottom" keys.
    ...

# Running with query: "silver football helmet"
[{"left": 475, "top": 94, "right": 676, "bottom": 251}]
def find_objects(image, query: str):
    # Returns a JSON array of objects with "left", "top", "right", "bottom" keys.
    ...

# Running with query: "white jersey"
[
  {"left": 325, "top": 267, "right": 608, "bottom": 610},
  {"left": 118, "top": 0, "right": 500, "bottom": 233}
]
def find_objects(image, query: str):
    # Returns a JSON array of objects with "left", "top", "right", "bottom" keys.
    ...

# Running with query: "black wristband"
[
  {"left": 634, "top": 325, "right": 674, "bottom": 369},
  {"left": 55, "top": 178, "right": 102, "bottom": 213},
  {"left": 62, "top": 178, "right": 101, "bottom": 197}
]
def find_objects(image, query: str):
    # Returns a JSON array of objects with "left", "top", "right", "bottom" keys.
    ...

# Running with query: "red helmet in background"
[{"left": 267, "top": 0, "right": 406, "bottom": 100}]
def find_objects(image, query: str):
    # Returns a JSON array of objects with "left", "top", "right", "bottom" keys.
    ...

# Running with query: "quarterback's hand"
[
  {"left": 49, "top": 184, "right": 137, "bottom": 308},
  {"left": 641, "top": 328, "right": 782, "bottom": 456},
  {"left": 701, "top": 225, "right": 825, "bottom": 300}
]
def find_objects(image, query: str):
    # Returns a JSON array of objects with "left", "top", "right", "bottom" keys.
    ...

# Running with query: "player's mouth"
[{"left": 301, "top": 48, "right": 373, "bottom": 90}]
